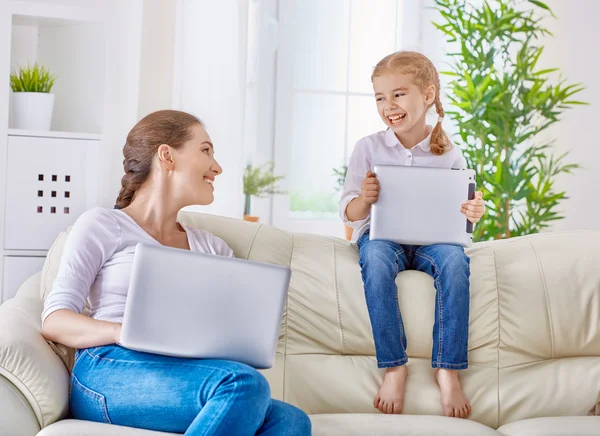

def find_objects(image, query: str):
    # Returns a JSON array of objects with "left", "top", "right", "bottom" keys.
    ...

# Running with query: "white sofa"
[{"left": 0, "top": 212, "right": 599, "bottom": 436}]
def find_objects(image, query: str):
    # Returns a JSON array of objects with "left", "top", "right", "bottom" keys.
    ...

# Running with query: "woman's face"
[{"left": 169, "top": 123, "right": 222, "bottom": 206}]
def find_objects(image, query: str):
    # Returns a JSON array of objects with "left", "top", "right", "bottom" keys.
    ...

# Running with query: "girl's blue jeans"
[{"left": 357, "top": 231, "right": 470, "bottom": 370}]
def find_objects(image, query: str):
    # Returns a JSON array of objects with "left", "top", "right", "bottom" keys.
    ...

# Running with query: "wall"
[
  {"left": 173, "top": 0, "right": 248, "bottom": 219},
  {"left": 100, "top": 0, "right": 144, "bottom": 208},
  {"left": 536, "top": 0, "right": 599, "bottom": 232},
  {"left": 137, "top": 0, "right": 176, "bottom": 119}
]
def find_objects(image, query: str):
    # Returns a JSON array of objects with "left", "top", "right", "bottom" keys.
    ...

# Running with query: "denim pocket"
[{"left": 70, "top": 374, "right": 112, "bottom": 424}]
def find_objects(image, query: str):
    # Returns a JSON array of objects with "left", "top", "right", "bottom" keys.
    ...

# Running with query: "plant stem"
[{"left": 244, "top": 195, "right": 251, "bottom": 216}]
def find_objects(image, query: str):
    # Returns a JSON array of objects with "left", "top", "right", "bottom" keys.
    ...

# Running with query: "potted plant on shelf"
[
  {"left": 10, "top": 63, "right": 56, "bottom": 131},
  {"left": 333, "top": 165, "right": 353, "bottom": 240},
  {"left": 243, "top": 161, "right": 285, "bottom": 222}
]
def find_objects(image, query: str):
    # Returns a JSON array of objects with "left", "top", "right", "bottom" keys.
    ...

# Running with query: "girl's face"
[
  {"left": 167, "top": 124, "right": 222, "bottom": 206},
  {"left": 373, "top": 73, "right": 435, "bottom": 138}
]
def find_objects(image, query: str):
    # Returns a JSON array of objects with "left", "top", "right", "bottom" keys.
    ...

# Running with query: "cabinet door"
[
  {"left": 2, "top": 256, "right": 46, "bottom": 303},
  {"left": 4, "top": 135, "right": 98, "bottom": 250}
]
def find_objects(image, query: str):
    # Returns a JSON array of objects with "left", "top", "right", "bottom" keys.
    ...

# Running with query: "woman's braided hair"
[{"left": 115, "top": 110, "right": 203, "bottom": 209}]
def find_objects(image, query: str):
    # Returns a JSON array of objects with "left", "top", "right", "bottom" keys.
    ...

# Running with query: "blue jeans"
[
  {"left": 357, "top": 231, "right": 470, "bottom": 370},
  {"left": 70, "top": 345, "right": 311, "bottom": 435}
]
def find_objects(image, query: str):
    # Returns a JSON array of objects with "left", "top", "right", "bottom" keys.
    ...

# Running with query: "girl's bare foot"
[
  {"left": 435, "top": 369, "right": 472, "bottom": 418},
  {"left": 374, "top": 365, "right": 408, "bottom": 414}
]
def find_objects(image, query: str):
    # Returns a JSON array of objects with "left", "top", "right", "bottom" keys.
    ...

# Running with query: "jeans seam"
[
  {"left": 83, "top": 348, "right": 231, "bottom": 376},
  {"left": 199, "top": 373, "right": 244, "bottom": 436},
  {"left": 393, "top": 247, "right": 406, "bottom": 351},
  {"left": 414, "top": 252, "right": 444, "bottom": 365},
  {"left": 431, "top": 362, "right": 468, "bottom": 369},
  {"left": 71, "top": 374, "right": 112, "bottom": 424},
  {"left": 378, "top": 357, "right": 408, "bottom": 368}
]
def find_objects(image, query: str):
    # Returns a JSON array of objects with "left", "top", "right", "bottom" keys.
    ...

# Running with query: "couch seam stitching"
[
  {"left": 245, "top": 224, "right": 262, "bottom": 259},
  {"left": 333, "top": 244, "right": 346, "bottom": 354},
  {"left": 282, "top": 232, "right": 293, "bottom": 401},
  {"left": 493, "top": 245, "right": 501, "bottom": 429},
  {"left": 528, "top": 240, "right": 555, "bottom": 359}
]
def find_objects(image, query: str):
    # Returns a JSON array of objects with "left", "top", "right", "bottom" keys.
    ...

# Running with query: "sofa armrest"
[
  {"left": 0, "top": 373, "right": 40, "bottom": 435},
  {"left": 0, "top": 273, "right": 70, "bottom": 430}
]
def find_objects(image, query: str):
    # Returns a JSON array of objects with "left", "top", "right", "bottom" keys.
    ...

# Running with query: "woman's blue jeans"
[{"left": 70, "top": 345, "right": 311, "bottom": 435}]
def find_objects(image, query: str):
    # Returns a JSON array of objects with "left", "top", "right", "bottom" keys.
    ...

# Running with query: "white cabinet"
[
  {"left": 2, "top": 256, "right": 45, "bottom": 302},
  {"left": 4, "top": 133, "right": 100, "bottom": 250},
  {"left": 0, "top": 1, "right": 145, "bottom": 304}
]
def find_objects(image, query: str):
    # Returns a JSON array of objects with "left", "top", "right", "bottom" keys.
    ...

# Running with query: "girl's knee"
[
  {"left": 438, "top": 245, "right": 469, "bottom": 268},
  {"left": 360, "top": 242, "right": 396, "bottom": 266}
]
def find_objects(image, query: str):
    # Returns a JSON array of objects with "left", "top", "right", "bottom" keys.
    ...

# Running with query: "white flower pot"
[{"left": 10, "top": 92, "right": 55, "bottom": 131}]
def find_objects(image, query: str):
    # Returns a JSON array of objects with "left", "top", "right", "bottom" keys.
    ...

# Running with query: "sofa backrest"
[{"left": 37, "top": 211, "right": 600, "bottom": 429}]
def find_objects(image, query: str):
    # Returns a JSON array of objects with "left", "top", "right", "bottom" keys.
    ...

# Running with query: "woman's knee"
[
  {"left": 225, "top": 361, "right": 271, "bottom": 400},
  {"left": 270, "top": 400, "right": 311, "bottom": 435}
]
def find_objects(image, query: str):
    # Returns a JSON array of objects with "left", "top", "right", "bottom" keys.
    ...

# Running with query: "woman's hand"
[
  {"left": 114, "top": 323, "right": 122, "bottom": 344},
  {"left": 42, "top": 309, "right": 124, "bottom": 349},
  {"left": 461, "top": 191, "right": 485, "bottom": 224}
]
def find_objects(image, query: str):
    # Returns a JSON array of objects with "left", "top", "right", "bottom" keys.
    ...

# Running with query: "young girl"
[
  {"left": 42, "top": 110, "right": 311, "bottom": 435},
  {"left": 339, "top": 51, "right": 485, "bottom": 418}
]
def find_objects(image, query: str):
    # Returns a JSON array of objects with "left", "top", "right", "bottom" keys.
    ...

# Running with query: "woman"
[{"left": 42, "top": 110, "right": 311, "bottom": 435}]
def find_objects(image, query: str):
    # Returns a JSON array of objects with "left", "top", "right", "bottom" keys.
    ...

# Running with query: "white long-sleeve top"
[
  {"left": 42, "top": 207, "right": 233, "bottom": 325},
  {"left": 339, "top": 127, "right": 467, "bottom": 243}
]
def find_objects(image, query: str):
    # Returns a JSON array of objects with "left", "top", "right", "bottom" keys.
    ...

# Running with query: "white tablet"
[{"left": 370, "top": 165, "right": 476, "bottom": 247}]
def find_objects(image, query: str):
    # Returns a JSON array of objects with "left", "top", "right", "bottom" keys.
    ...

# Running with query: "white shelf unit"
[{"left": 0, "top": 1, "right": 108, "bottom": 303}]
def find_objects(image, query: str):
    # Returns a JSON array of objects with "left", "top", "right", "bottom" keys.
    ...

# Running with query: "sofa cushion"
[
  {"left": 310, "top": 413, "right": 502, "bottom": 435},
  {"left": 38, "top": 415, "right": 504, "bottom": 436},
  {"left": 497, "top": 416, "right": 600, "bottom": 436},
  {"left": 38, "top": 419, "right": 177, "bottom": 435},
  {"left": 494, "top": 231, "right": 600, "bottom": 425}
]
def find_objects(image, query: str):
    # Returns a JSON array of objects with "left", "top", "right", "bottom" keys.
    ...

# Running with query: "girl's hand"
[
  {"left": 461, "top": 191, "right": 485, "bottom": 224},
  {"left": 360, "top": 171, "right": 380, "bottom": 204}
]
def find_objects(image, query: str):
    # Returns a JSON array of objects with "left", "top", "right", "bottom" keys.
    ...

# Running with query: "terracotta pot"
[
  {"left": 244, "top": 215, "right": 259, "bottom": 222},
  {"left": 344, "top": 225, "right": 353, "bottom": 240}
]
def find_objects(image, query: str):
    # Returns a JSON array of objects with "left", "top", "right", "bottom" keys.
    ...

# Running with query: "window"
[{"left": 272, "top": 0, "right": 403, "bottom": 236}]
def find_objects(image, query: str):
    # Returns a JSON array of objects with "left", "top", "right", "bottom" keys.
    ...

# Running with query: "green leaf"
[
  {"left": 527, "top": 0, "right": 551, "bottom": 12},
  {"left": 9, "top": 63, "right": 56, "bottom": 93}
]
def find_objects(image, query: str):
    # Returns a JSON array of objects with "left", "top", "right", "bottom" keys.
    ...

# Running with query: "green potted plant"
[
  {"left": 10, "top": 63, "right": 56, "bottom": 131},
  {"left": 243, "top": 161, "right": 285, "bottom": 222},
  {"left": 434, "top": 0, "right": 585, "bottom": 241},
  {"left": 333, "top": 165, "right": 353, "bottom": 240}
]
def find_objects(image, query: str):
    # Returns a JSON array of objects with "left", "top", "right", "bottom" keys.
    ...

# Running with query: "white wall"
[
  {"left": 537, "top": 0, "right": 600, "bottom": 231},
  {"left": 173, "top": 0, "right": 248, "bottom": 219},
  {"left": 100, "top": 0, "right": 144, "bottom": 208},
  {"left": 137, "top": 0, "right": 176, "bottom": 119}
]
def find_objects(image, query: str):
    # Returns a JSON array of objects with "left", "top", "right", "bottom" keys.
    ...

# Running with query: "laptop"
[
  {"left": 119, "top": 242, "right": 291, "bottom": 369},
  {"left": 370, "top": 165, "right": 476, "bottom": 247}
]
